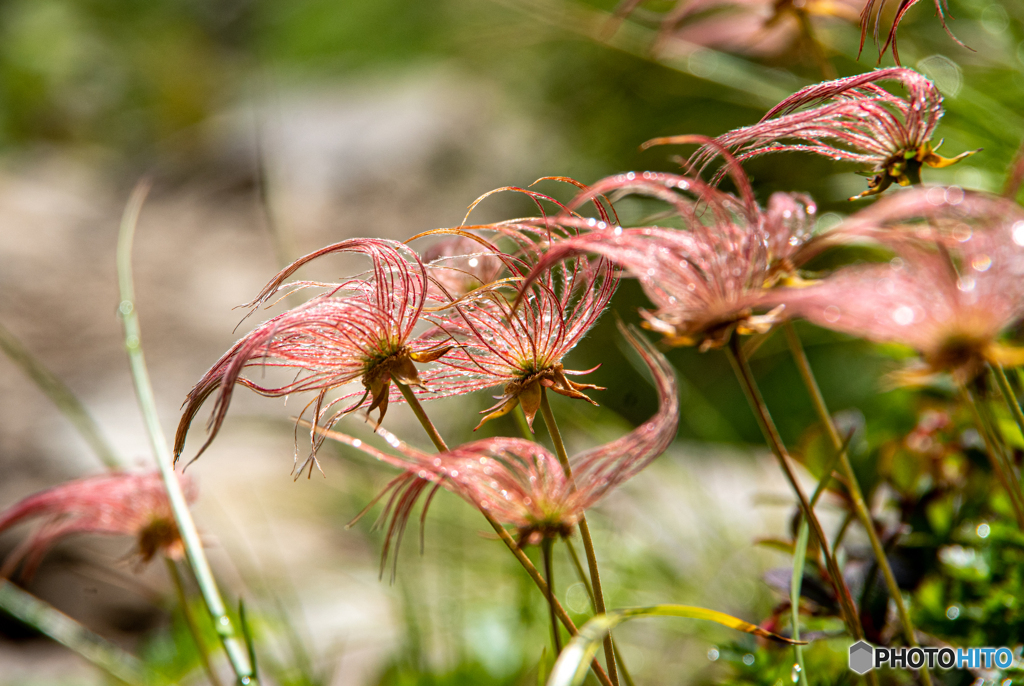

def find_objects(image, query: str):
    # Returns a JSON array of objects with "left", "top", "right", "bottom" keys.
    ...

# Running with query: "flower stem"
[
  {"left": 394, "top": 379, "right": 449, "bottom": 452},
  {"left": 540, "top": 389, "right": 621, "bottom": 686},
  {"left": 960, "top": 383, "right": 1024, "bottom": 528},
  {"left": 784, "top": 324, "right": 931, "bottom": 686},
  {"left": 394, "top": 380, "right": 614, "bottom": 686},
  {"left": 0, "top": 579, "right": 146, "bottom": 685},
  {"left": 725, "top": 335, "right": 863, "bottom": 642},
  {"left": 564, "top": 536, "right": 637, "bottom": 686},
  {"left": 542, "top": 537, "right": 563, "bottom": 654},
  {"left": 991, "top": 362, "right": 1024, "bottom": 454},
  {"left": 975, "top": 389, "right": 1024, "bottom": 509},
  {"left": 790, "top": 520, "right": 810, "bottom": 686},
  {"left": 166, "top": 558, "right": 225, "bottom": 686},
  {"left": 117, "top": 181, "right": 255, "bottom": 685}
]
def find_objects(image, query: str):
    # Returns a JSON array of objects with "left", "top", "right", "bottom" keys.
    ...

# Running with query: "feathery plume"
[
  {"left": 767, "top": 188, "right": 1024, "bottom": 382},
  {"left": 175, "top": 238, "right": 450, "bottom": 473},
  {"left": 689, "top": 68, "right": 976, "bottom": 199},
  {"left": 0, "top": 471, "right": 195, "bottom": 579},
  {"left": 320, "top": 324, "right": 677, "bottom": 571},
  {"left": 519, "top": 159, "right": 815, "bottom": 350}
]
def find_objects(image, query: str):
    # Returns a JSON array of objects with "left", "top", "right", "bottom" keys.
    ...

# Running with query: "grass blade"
[
  {"left": 0, "top": 579, "right": 146, "bottom": 685},
  {"left": 548, "top": 604, "right": 804, "bottom": 686},
  {"left": 116, "top": 180, "right": 255, "bottom": 684},
  {"left": 0, "top": 322, "right": 122, "bottom": 470}
]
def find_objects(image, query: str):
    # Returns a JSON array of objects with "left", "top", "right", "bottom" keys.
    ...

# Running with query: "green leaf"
[{"left": 547, "top": 605, "right": 804, "bottom": 686}]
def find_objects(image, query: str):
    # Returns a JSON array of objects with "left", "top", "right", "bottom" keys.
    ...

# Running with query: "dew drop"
[
  {"left": 707, "top": 647, "right": 720, "bottom": 661},
  {"left": 1013, "top": 221, "right": 1024, "bottom": 246},
  {"left": 977, "top": 522, "right": 991, "bottom": 538},
  {"left": 893, "top": 306, "right": 915, "bottom": 325},
  {"left": 824, "top": 305, "right": 841, "bottom": 323},
  {"left": 613, "top": 226, "right": 623, "bottom": 236},
  {"left": 626, "top": 171, "right": 636, "bottom": 181},
  {"left": 791, "top": 663, "right": 803, "bottom": 683},
  {"left": 952, "top": 223, "right": 972, "bottom": 242},
  {"left": 742, "top": 653, "right": 755, "bottom": 666},
  {"left": 971, "top": 254, "right": 992, "bottom": 272},
  {"left": 352, "top": 439, "right": 361, "bottom": 448},
  {"left": 958, "top": 276, "right": 976, "bottom": 292},
  {"left": 946, "top": 605, "right": 960, "bottom": 620},
  {"left": 468, "top": 257, "right": 479, "bottom": 268}
]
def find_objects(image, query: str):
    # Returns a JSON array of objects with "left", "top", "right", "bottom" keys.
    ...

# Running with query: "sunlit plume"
[
  {"left": 610, "top": 0, "right": 861, "bottom": 64},
  {"left": 766, "top": 188, "right": 1024, "bottom": 382},
  {"left": 519, "top": 161, "right": 816, "bottom": 350},
  {"left": 411, "top": 181, "right": 619, "bottom": 430},
  {"left": 687, "top": 68, "right": 976, "bottom": 199},
  {"left": 174, "top": 238, "right": 451, "bottom": 475},
  {"left": 0, "top": 471, "right": 196, "bottom": 580},
  {"left": 859, "top": 0, "right": 969, "bottom": 65},
  {"left": 314, "top": 324, "right": 678, "bottom": 574}
]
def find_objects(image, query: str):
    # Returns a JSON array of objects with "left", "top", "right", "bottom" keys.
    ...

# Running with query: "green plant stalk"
[
  {"left": 167, "top": 558, "right": 225, "bottom": 686},
  {"left": 0, "top": 579, "right": 146, "bottom": 685},
  {"left": 790, "top": 520, "right": 810, "bottom": 686},
  {"left": 991, "top": 362, "right": 1024, "bottom": 460},
  {"left": 540, "top": 390, "right": 620, "bottom": 686},
  {"left": 393, "top": 380, "right": 614, "bottom": 686},
  {"left": 542, "top": 537, "right": 563, "bottom": 653},
  {"left": 116, "top": 181, "right": 255, "bottom": 685},
  {"left": 973, "top": 385, "right": 1024, "bottom": 518},
  {"left": 564, "top": 537, "right": 636, "bottom": 686},
  {"left": 564, "top": 537, "right": 594, "bottom": 606},
  {"left": 789, "top": 415, "right": 854, "bottom": 686},
  {"left": 725, "top": 335, "right": 863, "bottom": 642},
  {"left": 0, "top": 322, "right": 122, "bottom": 470},
  {"left": 784, "top": 324, "right": 932, "bottom": 686},
  {"left": 960, "top": 384, "right": 1024, "bottom": 528}
]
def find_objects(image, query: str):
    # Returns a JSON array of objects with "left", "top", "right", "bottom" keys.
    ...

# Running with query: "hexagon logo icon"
[{"left": 849, "top": 641, "right": 874, "bottom": 674}]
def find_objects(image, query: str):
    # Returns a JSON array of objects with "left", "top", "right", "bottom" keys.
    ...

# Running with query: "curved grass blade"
[
  {"left": 0, "top": 579, "right": 146, "bottom": 685},
  {"left": 0, "top": 322, "right": 122, "bottom": 470},
  {"left": 116, "top": 180, "right": 255, "bottom": 684},
  {"left": 548, "top": 605, "right": 804, "bottom": 686}
]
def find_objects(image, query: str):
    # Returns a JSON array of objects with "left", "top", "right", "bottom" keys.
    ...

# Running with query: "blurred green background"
[{"left": 1, "top": 0, "right": 1023, "bottom": 684}]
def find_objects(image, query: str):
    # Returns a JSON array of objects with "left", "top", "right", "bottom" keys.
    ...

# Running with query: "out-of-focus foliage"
[{"left": 2, "top": 0, "right": 1024, "bottom": 684}]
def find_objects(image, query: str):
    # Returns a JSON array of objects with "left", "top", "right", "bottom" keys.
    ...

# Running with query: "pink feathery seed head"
[
  {"left": 611, "top": 0, "right": 861, "bottom": 60},
  {"left": 316, "top": 322, "right": 677, "bottom": 562},
  {"left": 0, "top": 471, "right": 196, "bottom": 580},
  {"left": 521, "top": 169, "right": 811, "bottom": 350},
  {"left": 690, "top": 67, "right": 977, "bottom": 199},
  {"left": 174, "top": 238, "right": 452, "bottom": 472},
  {"left": 408, "top": 183, "right": 620, "bottom": 431},
  {"left": 859, "top": 0, "right": 970, "bottom": 66},
  {"left": 765, "top": 188, "right": 1024, "bottom": 382},
  {"left": 420, "top": 234, "right": 506, "bottom": 299}
]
